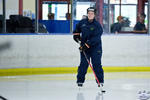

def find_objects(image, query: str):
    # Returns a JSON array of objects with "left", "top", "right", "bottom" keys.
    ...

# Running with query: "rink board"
[{"left": 0, "top": 34, "right": 150, "bottom": 76}]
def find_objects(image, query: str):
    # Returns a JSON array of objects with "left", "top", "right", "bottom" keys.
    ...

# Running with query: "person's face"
[
  {"left": 119, "top": 18, "right": 124, "bottom": 23},
  {"left": 140, "top": 16, "right": 145, "bottom": 21},
  {"left": 87, "top": 11, "right": 95, "bottom": 20}
]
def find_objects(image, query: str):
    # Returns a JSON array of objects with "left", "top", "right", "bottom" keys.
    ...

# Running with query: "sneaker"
[{"left": 77, "top": 83, "right": 83, "bottom": 87}]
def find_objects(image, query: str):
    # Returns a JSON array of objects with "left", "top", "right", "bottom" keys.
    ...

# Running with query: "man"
[
  {"left": 111, "top": 16, "right": 124, "bottom": 33},
  {"left": 73, "top": 7, "right": 104, "bottom": 87},
  {"left": 134, "top": 13, "right": 147, "bottom": 33}
]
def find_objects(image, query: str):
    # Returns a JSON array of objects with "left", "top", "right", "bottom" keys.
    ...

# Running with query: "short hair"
[
  {"left": 117, "top": 16, "right": 123, "bottom": 21},
  {"left": 140, "top": 13, "right": 146, "bottom": 18}
]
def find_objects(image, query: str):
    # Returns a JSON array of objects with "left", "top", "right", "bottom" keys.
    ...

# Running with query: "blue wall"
[{"left": 39, "top": 20, "right": 80, "bottom": 33}]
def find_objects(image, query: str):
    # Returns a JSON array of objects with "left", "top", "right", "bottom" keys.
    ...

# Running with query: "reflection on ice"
[
  {"left": 77, "top": 92, "right": 84, "bottom": 100},
  {"left": 77, "top": 92, "right": 104, "bottom": 100},
  {"left": 96, "top": 92, "right": 104, "bottom": 100}
]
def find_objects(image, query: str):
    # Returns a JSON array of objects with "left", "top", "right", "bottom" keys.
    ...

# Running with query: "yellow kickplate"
[{"left": 0, "top": 66, "right": 150, "bottom": 76}]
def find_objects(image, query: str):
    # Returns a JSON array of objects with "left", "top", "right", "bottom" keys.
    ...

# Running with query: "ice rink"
[{"left": 0, "top": 72, "right": 150, "bottom": 100}]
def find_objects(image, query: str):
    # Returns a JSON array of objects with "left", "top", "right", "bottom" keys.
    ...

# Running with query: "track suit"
[{"left": 73, "top": 18, "right": 104, "bottom": 84}]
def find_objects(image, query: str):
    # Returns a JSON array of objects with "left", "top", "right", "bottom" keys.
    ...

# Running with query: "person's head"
[
  {"left": 82, "top": 15, "right": 87, "bottom": 19},
  {"left": 87, "top": 7, "right": 96, "bottom": 20},
  {"left": 117, "top": 16, "right": 124, "bottom": 23},
  {"left": 139, "top": 13, "right": 146, "bottom": 23}
]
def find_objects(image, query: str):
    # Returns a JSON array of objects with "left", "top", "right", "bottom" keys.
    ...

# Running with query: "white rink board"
[{"left": 0, "top": 34, "right": 150, "bottom": 68}]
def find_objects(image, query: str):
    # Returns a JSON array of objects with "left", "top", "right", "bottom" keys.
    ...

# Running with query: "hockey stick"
[
  {"left": 0, "top": 95, "right": 7, "bottom": 100},
  {"left": 78, "top": 41, "right": 105, "bottom": 93},
  {"left": 82, "top": 51, "right": 105, "bottom": 93}
]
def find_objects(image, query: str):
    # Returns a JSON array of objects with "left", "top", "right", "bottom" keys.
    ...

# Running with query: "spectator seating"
[{"left": 0, "top": 15, "right": 48, "bottom": 33}]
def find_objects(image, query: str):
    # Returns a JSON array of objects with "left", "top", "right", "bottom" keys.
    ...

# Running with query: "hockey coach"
[{"left": 73, "top": 7, "right": 104, "bottom": 87}]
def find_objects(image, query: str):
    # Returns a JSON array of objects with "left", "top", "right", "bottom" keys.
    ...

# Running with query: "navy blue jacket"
[
  {"left": 134, "top": 22, "right": 146, "bottom": 31},
  {"left": 73, "top": 18, "right": 103, "bottom": 50},
  {"left": 111, "top": 22, "right": 122, "bottom": 33}
]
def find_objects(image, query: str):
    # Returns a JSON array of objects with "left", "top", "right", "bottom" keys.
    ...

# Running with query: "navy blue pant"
[{"left": 77, "top": 48, "right": 104, "bottom": 84}]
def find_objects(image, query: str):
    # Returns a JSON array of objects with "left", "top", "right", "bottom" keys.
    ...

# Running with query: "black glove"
[
  {"left": 79, "top": 43, "right": 90, "bottom": 51},
  {"left": 73, "top": 34, "right": 81, "bottom": 43}
]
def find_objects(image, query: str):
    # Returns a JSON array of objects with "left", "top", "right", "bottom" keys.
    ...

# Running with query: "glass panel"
[
  {"left": 114, "top": 5, "right": 136, "bottom": 27},
  {"left": 23, "top": 0, "right": 35, "bottom": 19},
  {"left": 0, "top": 0, "right": 2, "bottom": 33},
  {"left": 76, "top": 2, "right": 91, "bottom": 20},
  {"left": 110, "top": 0, "right": 141, "bottom": 33},
  {"left": 42, "top": 4, "right": 49, "bottom": 20},
  {"left": 5, "top": 0, "right": 19, "bottom": 33},
  {"left": 110, "top": 0, "right": 137, "bottom": 4},
  {"left": 0, "top": 0, "right": 2, "bottom": 14},
  {"left": 41, "top": 2, "right": 70, "bottom": 33},
  {"left": 52, "top": 4, "right": 68, "bottom": 20},
  {"left": 6, "top": 0, "right": 19, "bottom": 19},
  {"left": 145, "top": 4, "right": 148, "bottom": 28},
  {"left": 102, "top": 0, "right": 109, "bottom": 33},
  {"left": 42, "top": 3, "right": 68, "bottom": 20}
]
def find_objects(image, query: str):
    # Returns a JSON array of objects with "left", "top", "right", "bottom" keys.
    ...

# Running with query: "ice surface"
[{"left": 0, "top": 72, "right": 150, "bottom": 100}]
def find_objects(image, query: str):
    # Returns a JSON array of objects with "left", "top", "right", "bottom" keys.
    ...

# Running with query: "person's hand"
[
  {"left": 79, "top": 43, "right": 90, "bottom": 51},
  {"left": 73, "top": 33, "right": 81, "bottom": 43}
]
